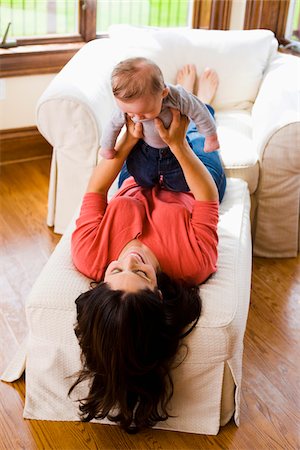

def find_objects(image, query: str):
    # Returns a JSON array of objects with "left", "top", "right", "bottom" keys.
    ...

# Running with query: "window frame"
[
  {"left": 244, "top": 0, "right": 300, "bottom": 56},
  {"left": 193, "top": 0, "right": 232, "bottom": 30},
  {"left": 0, "top": 0, "right": 96, "bottom": 77},
  {"left": 1, "top": 0, "right": 233, "bottom": 78},
  {"left": 281, "top": 0, "right": 300, "bottom": 54},
  {"left": 244, "top": 0, "right": 290, "bottom": 39}
]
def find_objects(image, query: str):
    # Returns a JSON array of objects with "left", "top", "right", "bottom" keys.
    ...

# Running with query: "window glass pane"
[
  {"left": 0, "top": 0, "right": 79, "bottom": 38},
  {"left": 291, "top": 0, "right": 300, "bottom": 41},
  {"left": 96, "top": 0, "right": 192, "bottom": 33},
  {"left": 286, "top": 0, "right": 300, "bottom": 42}
]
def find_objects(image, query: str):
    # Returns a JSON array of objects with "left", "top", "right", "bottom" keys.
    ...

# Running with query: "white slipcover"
[{"left": 1, "top": 178, "right": 252, "bottom": 435}]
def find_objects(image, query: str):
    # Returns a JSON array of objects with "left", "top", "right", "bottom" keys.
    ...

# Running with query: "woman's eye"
[
  {"left": 136, "top": 270, "right": 148, "bottom": 277},
  {"left": 111, "top": 268, "right": 121, "bottom": 274}
]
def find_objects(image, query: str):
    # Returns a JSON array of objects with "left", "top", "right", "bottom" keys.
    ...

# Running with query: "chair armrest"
[
  {"left": 36, "top": 38, "right": 117, "bottom": 150},
  {"left": 36, "top": 38, "right": 122, "bottom": 233},
  {"left": 251, "top": 53, "right": 300, "bottom": 257},
  {"left": 252, "top": 53, "right": 300, "bottom": 158}
]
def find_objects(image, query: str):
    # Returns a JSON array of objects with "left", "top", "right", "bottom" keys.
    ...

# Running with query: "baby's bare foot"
[
  {"left": 176, "top": 64, "right": 197, "bottom": 93},
  {"left": 197, "top": 68, "right": 219, "bottom": 104}
]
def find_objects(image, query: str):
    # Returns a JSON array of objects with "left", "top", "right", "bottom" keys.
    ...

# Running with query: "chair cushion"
[
  {"left": 216, "top": 110, "right": 259, "bottom": 194},
  {"left": 108, "top": 25, "right": 278, "bottom": 110}
]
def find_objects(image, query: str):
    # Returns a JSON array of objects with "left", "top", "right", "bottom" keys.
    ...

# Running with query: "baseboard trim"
[{"left": 0, "top": 126, "right": 52, "bottom": 164}]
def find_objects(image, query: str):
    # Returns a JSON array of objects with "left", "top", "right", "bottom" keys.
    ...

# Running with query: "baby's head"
[{"left": 111, "top": 57, "right": 169, "bottom": 120}]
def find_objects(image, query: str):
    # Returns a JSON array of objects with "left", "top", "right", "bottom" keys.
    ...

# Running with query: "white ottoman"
[{"left": 1, "top": 178, "right": 251, "bottom": 435}]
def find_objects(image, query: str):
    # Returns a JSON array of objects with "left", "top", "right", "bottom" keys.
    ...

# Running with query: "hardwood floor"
[{"left": 0, "top": 158, "right": 299, "bottom": 450}]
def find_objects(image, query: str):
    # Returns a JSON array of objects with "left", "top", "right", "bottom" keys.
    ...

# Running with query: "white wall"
[
  {"left": 0, "top": 74, "right": 55, "bottom": 130},
  {"left": 230, "top": 0, "right": 247, "bottom": 30}
]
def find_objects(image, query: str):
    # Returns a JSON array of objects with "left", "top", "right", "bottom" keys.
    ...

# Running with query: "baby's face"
[{"left": 116, "top": 88, "right": 168, "bottom": 121}]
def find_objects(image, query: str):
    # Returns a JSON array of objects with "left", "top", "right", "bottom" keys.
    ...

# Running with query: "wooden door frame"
[
  {"left": 192, "top": 0, "right": 232, "bottom": 30},
  {"left": 244, "top": 0, "right": 290, "bottom": 42}
]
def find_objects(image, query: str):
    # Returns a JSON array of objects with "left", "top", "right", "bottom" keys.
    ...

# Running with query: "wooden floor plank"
[{"left": 0, "top": 158, "right": 299, "bottom": 449}]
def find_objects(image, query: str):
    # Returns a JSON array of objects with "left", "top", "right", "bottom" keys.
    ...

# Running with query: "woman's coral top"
[{"left": 71, "top": 177, "right": 219, "bottom": 286}]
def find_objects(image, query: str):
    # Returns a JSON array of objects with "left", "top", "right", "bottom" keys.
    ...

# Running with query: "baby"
[{"left": 100, "top": 57, "right": 220, "bottom": 160}]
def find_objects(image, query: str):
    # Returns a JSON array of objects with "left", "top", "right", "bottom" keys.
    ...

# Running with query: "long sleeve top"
[
  {"left": 72, "top": 177, "right": 219, "bottom": 286},
  {"left": 100, "top": 84, "right": 217, "bottom": 150}
]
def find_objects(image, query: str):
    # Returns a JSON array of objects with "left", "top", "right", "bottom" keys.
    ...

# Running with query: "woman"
[{"left": 69, "top": 66, "right": 226, "bottom": 433}]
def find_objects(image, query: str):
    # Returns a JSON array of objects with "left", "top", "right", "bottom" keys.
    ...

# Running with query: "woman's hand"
[
  {"left": 86, "top": 116, "right": 143, "bottom": 196},
  {"left": 154, "top": 108, "right": 189, "bottom": 150},
  {"left": 111, "top": 114, "right": 143, "bottom": 161},
  {"left": 155, "top": 108, "right": 218, "bottom": 201}
]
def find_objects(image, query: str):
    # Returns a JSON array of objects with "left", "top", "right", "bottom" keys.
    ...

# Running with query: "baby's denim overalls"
[{"left": 119, "top": 105, "right": 226, "bottom": 202}]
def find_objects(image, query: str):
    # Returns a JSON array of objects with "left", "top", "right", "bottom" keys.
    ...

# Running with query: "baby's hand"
[
  {"left": 204, "top": 134, "right": 220, "bottom": 153},
  {"left": 99, "top": 148, "right": 117, "bottom": 159},
  {"left": 126, "top": 114, "right": 144, "bottom": 140}
]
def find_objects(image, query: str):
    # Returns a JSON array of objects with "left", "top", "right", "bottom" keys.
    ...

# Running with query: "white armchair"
[
  {"left": 37, "top": 27, "right": 300, "bottom": 257},
  {"left": 4, "top": 28, "right": 296, "bottom": 435}
]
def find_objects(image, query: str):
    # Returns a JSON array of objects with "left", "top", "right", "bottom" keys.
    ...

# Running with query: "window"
[
  {"left": 0, "top": 0, "right": 96, "bottom": 77},
  {"left": 0, "top": 0, "right": 232, "bottom": 77},
  {"left": 0, "top": 0, "right": 96, "bottom": 45},
  {"left": 0, "top": 0, "right": 79, "bottom": 40},
  {"left": 96, "top": 0, "right": 192, "bottom": 32}
]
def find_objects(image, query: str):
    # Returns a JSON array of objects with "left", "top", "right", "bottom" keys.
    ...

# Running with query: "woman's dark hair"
[{"left": 69, "top": 272, "right": 201, "bottom": 433}]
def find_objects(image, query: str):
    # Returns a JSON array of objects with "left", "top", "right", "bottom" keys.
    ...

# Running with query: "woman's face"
[{"left": 104, "top": 249, "right": 158, "bottom": 293}]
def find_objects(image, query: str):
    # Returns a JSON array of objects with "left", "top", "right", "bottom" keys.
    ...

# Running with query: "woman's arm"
[
  {"left": 87, "top": 117, "right": 143, "bottom": 196},
  {"left": 155, "top": 109, "right": 218, "bottom": 201}
]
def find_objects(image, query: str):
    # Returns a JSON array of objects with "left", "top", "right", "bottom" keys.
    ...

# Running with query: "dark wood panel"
[
  {"left": 0, "top": 42, "right": 84, "bottom": 77},
  {"left": 244, "top": 0, "right": 290, "bottom": 40},
  {"left": 192, "top": 0, "right": 232, "bottom": 30},
  {"left": 79, "top": 0, "right": 97, "bottom": 42},
  {"left": 210, "top": 0, "right": 232, "bottom": 30},
  {"left": 0, "top": 127, "right": 52, "bottom": 163},
  {"left": 192, "top": 0, "right": 212, "bottom": 29}
]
